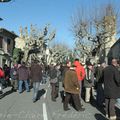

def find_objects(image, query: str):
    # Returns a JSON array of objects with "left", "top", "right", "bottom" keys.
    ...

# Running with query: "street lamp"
[
  {"left": 0, "top": 0, "right": 11, "bottom": 2},
  {"left": 0, "top": 18, "right": 3, "bottom": 21}
]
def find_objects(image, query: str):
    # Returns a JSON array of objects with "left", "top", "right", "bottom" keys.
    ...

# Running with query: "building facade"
[{"left": 0, "top": 28, "right": 17, "bottom": 67}]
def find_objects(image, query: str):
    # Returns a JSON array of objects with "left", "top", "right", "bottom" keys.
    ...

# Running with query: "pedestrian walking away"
[
  {"left": 30, "top": 60, "right": 43, "bottom": 103},
  {"left": 17, "top": 62, "right": 30, "bottom": 93}
]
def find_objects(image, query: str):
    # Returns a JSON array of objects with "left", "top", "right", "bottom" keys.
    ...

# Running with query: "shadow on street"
[
  {"left": 37, "top": 89, "right": 46, "bottom": 100},
  {"left": 95, "top": 113, "right": 107, "bottom": 120},
  {"left": 0, "top": 89, "right": 14, "bottom": 99}
]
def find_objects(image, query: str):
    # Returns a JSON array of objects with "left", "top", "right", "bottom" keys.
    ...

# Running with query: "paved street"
[{"left": 0, "top": 81, "right": 119, "bottom": 120}]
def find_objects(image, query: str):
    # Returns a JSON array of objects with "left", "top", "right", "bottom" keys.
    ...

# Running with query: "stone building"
[
  {"left": 107, "top": 38, "right": 120, "bottom": 64},
  {"left": 98, "top": 15, "right": 116, "bottom": 63},
  {"left": 0, "top": 28, "right": 17, "bottom": 67},
  {"left": 104, "top": 16, "right": 116, "bottom": 56}
]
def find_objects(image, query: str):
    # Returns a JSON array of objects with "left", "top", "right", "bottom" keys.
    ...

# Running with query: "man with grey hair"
[{"left": 103, "top": 58, "right": 120, "bottom": 120}]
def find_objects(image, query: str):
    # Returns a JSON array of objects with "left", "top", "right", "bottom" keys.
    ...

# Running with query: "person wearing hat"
[{"left": 63, "top": 63, "right": 85, "bottom": 111}]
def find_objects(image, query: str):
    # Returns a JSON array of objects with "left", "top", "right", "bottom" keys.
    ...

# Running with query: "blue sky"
[{"left": 0, "top": 0, "right": 119, "bottom": 48}]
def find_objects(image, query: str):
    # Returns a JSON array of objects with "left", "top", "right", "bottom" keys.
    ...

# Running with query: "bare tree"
[
  {"left": 71, "top": 2, "right": 119, "bottom": 63},
  {"left": 15, "top": 24, "right": 56, "bottom": 65},
  {"left": 50, "top": 43, "right": 72, "bottom": 64}
]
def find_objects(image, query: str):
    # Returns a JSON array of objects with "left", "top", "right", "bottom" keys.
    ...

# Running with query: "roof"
[
  {"left": 0, "top": 28, "right": 18, "bottom": 38},
  {"left": 107, "top": 38, "right": 120, "bottom": 64},
  {"left": 110, "top": 38, "right": 120, "bottom": 48}
]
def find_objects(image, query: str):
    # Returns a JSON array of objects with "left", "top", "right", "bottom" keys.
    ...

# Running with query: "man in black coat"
[{"left": 103, "top": 59, "right": 120, "bottom": 120}]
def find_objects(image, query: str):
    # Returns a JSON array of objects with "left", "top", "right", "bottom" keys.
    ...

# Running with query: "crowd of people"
[
  {"left": 0, "top": 61, "right": 43, "bottom": 102},
  {"left": 0, "top": 58, "right": 120, "bottom": 120},
  {"left": 59, "top": 58, "right": 120, "bottom": 120}
]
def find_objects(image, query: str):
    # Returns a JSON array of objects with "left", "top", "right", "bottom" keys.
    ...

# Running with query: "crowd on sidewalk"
[{"left": 0, "top": 58, "right": 120, "bottom": 120}]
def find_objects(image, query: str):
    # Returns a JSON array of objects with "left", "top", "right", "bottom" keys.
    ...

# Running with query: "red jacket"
[
  {"left": 0, "top": 69, "right": 4, "bottom": 78},
  {"left": 74, "top": 61, "right": 85, "bottom": 81}
]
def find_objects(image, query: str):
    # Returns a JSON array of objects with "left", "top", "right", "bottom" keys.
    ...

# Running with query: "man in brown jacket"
[
  {"left": 63, "top": 64, "right": 85, "bottom": 111},
  {"left": 30, "top": 60, "right": 43, "bottom": 103}
]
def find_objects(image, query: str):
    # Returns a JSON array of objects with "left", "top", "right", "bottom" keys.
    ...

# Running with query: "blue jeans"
[
  {"left": 33, "top": 82, "right": 40, "bottom": 101},
  {"left": 19, "top": 80, "right": 29, "bottom": 93}
]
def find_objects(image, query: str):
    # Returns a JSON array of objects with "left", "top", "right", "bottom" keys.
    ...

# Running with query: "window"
[
  {"left": 0, "top": 36, "right": 3, "bottom": 48},
  {"left": 7, "top": 38, "right": 11, "bottom": 45}
]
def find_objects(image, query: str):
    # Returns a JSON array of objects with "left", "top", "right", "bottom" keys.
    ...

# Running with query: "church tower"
[{"left": 103, "top": 5, "right": 116, "bottom": 61}]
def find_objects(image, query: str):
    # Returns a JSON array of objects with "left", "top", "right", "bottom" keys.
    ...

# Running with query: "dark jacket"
[
  {"left": 49, "top": 66, "right": 60, "bottom": 83},
  {"left": 63, "top": 69, "right": 80, "bottom": 94},
  {"left": 30, "top": 63, "right": 42, "bottom": 82},
  {"left": 49, "top": 67, "right": 57, "bottom": 79},
  {"left": 17, "top": 65, "right": 29, "bottom": 81},
  {"left": 103, "top": 65, "right": 120, "bottom": 99},
  {"left": 95, "top": 66, "right": 104, "bottom": 84},
  {"left": 84, "top": 67, "right": 95, "bottom": 88},
  {"left": 10, "top": 68, "right": 17, "bottom": 80}
]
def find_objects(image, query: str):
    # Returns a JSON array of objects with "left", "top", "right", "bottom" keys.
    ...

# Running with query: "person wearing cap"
[{"left": 63, "top": 63, "right": 85, "bottom": 111}]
